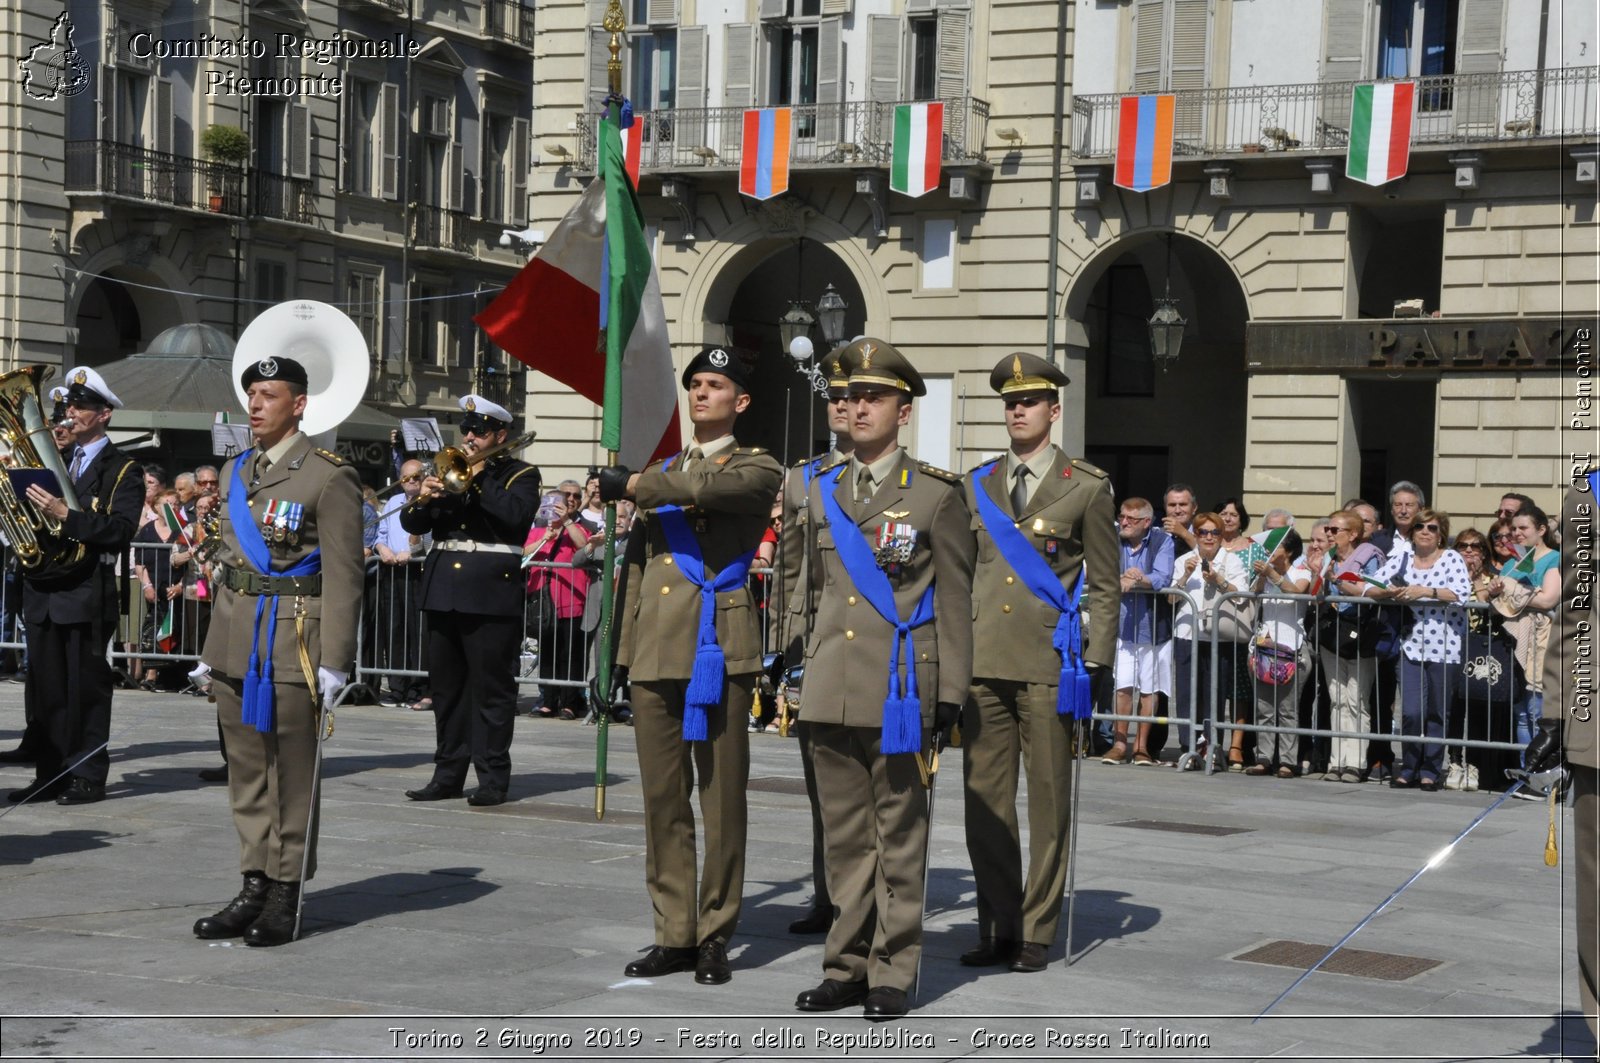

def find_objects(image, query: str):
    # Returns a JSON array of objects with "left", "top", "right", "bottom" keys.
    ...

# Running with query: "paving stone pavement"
[{"left": 0, "top": 683, "right": 1594, "bottom": 1061}]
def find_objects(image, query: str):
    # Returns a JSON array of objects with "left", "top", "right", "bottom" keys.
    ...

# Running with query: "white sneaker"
[
  {"left": 1463, "top": 764, "right": 1479, "bottom": 792},
  {"left": 1443, "top": 762, "right": 1463, "bottom": 791}
]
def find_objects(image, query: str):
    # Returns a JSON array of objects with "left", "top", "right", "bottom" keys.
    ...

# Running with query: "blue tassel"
[
  {"left": 882, "top": 694, "right": 922, "bottom": 755},
  {"left": 686, "top": 641, "right": 725, "bottom": 709},
  {"left": 1069, "top": 668, "right": 1093, "bottom": 720},
  {"left": 682, "top": 703, "right": 709, "bottom": 742}
]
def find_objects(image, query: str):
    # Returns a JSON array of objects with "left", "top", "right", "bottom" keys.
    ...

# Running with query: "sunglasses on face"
[
  {"left": 197, "top": 480, "right": 218, "bottom": 488},
  {"left": 1458, "top": 542, "right": 1484, "bottom": 551},
  {"left": 561, "top": 491, "right": 581, "bottom": 499},
  {"left": 1195, "top": 528, "right": 1221, "bottom": 538},
  {"left": 1493, "top": 532, "right": 1514, "bottom": 541},
  {"left": 1415, "top": 523, "right": 1441, "bottom": 534},
  {"left": 399, "top": 474, "right": 423, "bottom": 485}
]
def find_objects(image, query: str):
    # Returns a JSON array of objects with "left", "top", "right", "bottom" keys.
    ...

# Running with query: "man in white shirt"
[{"left": 371, "top": 459, "right": 427, "bottom": 704}]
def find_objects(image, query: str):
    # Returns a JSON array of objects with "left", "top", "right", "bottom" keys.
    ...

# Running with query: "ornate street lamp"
[
  {"left": 778, "top": 300, "right": 817, "bottom": 354},
  {"left": 816, "top": 283, "right": 848, "bottom": 348},
  {"left": 1147, "top": 281, "right": 1186, "bottom": 372}
]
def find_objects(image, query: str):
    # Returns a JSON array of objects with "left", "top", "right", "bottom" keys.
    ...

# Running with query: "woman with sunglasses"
[
  {"left": 1170, "top": 512, "right": 1247, "bottom": 770},
  {"left": 1369, "top": 509, "right": 1472, "bottom": 790},
  {"left": 1488, "top": 517, "right": 1519, "bottom": 570},
  {"left": 1451, "top": 528, "right": 1513, "bottom": 791},
  {"left": 1484, "top": 505, "right": 1561, "bottom": 761},
  {"left": 1317, "top": 511, "right": 1388, "bottom": 783}
]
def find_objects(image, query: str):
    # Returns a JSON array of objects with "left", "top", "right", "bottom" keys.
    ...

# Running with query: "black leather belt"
[{"left": 221, "top": 567, "right": 322, "bottom": 596}]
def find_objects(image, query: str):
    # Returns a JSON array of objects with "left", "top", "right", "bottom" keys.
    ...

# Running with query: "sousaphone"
[{"left": 232, "top": 300, "right": 369, "bottom": 437}]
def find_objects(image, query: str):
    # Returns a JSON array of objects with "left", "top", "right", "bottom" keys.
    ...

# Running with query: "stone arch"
[{"left": 68, "top": 244, "right": 195, "bottom": 366}]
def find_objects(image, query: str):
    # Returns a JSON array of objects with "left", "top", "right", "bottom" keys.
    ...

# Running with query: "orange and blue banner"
[
  {"left": 739, "top": 107, "right": 791, "bottom": 201},
  {"left": 1113, "top": 94, "right": 1175, "bottom": 193}
]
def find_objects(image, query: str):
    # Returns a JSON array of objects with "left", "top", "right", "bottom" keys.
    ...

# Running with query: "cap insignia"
[
  {"left": 257, "top": 358, "right": 279, "bottom": 378},
  {"left": 1012, "top": 355, "right": 1025, "bottom": 384},
  {"left": 860, "top": 343, "right": 875, "bottom": 369},
  {"left": 74, "top": 370, "right": 87, "bottom": 385},
  {"left": 465, "top": 397, "right": 477, "bottom": 412},
  {"left": 709, "top": 348, "right": 730, "bottom": 368}
]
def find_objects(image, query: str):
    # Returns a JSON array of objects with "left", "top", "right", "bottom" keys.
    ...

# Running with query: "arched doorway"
[
  {"left": 709, "top": 239, "right": 866, "bottom": 463},
  {"left": 70, "top": 265, "right": 187, "bottom": 367},
  {"left": 1064, "top": 232, "right": 1250, "bottom": 508}
]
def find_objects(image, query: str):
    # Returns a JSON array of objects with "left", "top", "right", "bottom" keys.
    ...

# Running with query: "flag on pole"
[
  {"left": 890, "top": 101, "right": 944, "bottom": 197},
  {"left": 1113, "top": 94, "right": 1175, "bottom": 192},
  {"left": 156, "top": 604, "right": 176, "bottom": 654},
  {"left": 1251, "top": 525, "right": 1292, "bottom": 558},
  {"left": 161, "top": 501, "right": 191, "bottom": 546},
  {"left": 620, "top": 117, "right": 643, "bottom": 188},
  {"left": 738, "top": 107, "right": 792, "bottom": 200},
  {"left": 1347, "top": 81, "right": 1415, "bottom": 186},
  {"left": 474, "top": 128, "right": 679, "bottom": 468}
]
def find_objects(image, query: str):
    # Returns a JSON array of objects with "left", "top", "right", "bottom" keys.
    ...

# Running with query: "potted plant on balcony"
[{"left": 199, "top": 123, "right": 249, "bottom": 211}]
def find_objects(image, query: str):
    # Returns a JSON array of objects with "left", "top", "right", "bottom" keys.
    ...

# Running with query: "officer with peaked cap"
[
  {"left": 402, "top": 393, "right": 540, "bottom": 806},
  {"left": 6, "top": 367, "right": 143, "bottom": 808},
  {"left": 598, "top": 345, "right": 783, "bottom": 985},
  {"left": 773, "top": 348, "right": 854, "bottom": 937},
  {"left": 791, "top": 337, "right": 975, "bottom": 1020},
  {"left": 958, "top": 352, "right": 1117, "bottom": 974},
  {"left": 192, "top": 354, "right": 363, "bottom": 945}
]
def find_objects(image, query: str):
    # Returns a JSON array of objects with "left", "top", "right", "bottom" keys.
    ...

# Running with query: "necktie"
[
  {"left": 682, "top": 447, "right": 703, "bottom": 471},
  {"left": 1011, "top": 466, "right": 1030, "bottom": 515},
  {"left": 69, "top": 447, "right": 86, "bottom": 482},
  {"left": 856, "top": 465, "right": 874, "bottom": 505},
  {"left": 252, "top": 452, "right": 271, "bottom": 485}
]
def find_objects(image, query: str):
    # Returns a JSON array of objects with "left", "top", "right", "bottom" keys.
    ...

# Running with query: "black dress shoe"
[
  {"left": 0, "top": 745, "right": 35, "bottom": 764},
  {"left": 623, "top": 945, "right": 697, "bottom": 978},
  {"left": 863, "top": 986, "right": 909, "bottom": 1021},
  {"left": 959, "top": 938, "right": 1018, "bottom": 967},
  {"left": 197, "top": 765, "right": 229, "bottom": 782},
  {"left": 194, "top": 872, "right": 270, "bottom": 939},
  {"left": 1009, "top": 942, "right": 1048, "bottom": 973},
  {"left": 243, "top": 880, "right": 300, "bottom": 947},
  {"left": 56, "top": 778, "right": 105, "bottom": 805},
  {"left": 695, "top": 940, "right": 732, "bottom": 985},
  {"left": 405, "top": 781, "right": 464, "bottom": 801},
  {"left": 7, "top": 778, "right": 66, "bottom": 804},
  {"left": 788, "top": 907, "right": 833, "bottom": 935},
  {"left": 467, "top": 787, "right": 507, "bottom": 807},
  {"left": 794, "top": 978, "right": 869, "bottom": 1012}
]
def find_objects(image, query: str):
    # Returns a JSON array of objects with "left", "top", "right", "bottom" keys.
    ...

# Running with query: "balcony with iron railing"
[
  {"left": 250, "top": 170, "right": 316, "bottom": 225},
  {"left": 410, "top": 204, "right": 472, "bottom": 253},
  {"left": 573, "top": 95, "right": 990, "bottom": 177},
  {"left": 65, "top": 140, "right": 245, "bottom": 215},
  {"left": 1070, "top": 67, "right": 1598, "bottom": 160},
  {"left": 482, "top": 0, "right": 535, "bottom": 48}
]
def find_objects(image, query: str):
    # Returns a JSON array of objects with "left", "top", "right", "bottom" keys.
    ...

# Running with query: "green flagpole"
[{"left": 593, "top": 0, "right": 627, "bottom": 821}]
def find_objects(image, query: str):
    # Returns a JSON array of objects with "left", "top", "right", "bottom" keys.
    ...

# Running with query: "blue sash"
[
  {"left": 228, "top": 450, "right": 322, "bottom": 734},
  {"left": 819, "top": 466, "right": 933, "bottom": 755},
  {"left": 654, "top": 452, "right": 755, "bottom": 741},
  {"left": 970, "top": 460, "right": 1091, "bottom": 718}
]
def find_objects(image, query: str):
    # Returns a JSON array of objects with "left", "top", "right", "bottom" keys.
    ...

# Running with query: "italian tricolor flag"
[
  {"left": 891, "top": 102, "right": 943, "bottom": 198},
  {"left": 156, "top": 606, "right": 176, "bottom": 654},
  {"left": 1347, "top": 82, "right": 1415, "bottom": 187}
]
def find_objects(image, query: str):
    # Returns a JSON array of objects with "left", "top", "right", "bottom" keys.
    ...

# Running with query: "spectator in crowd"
[
  {"left": 1214, "top": 497, "right": 1263, "bottom": 765},
  {"left": 173, "top": 471, "right": 198, "bottom": 509},
  {"left": 193, "top": 465, "right": 220, "bottom": 507},
  {"left": 1371, "top": 508, "right": 1471, "bottom": 791},
  {"left": 360, "top": 486, "right": 381, "bottom": 559},
  {"left": 1299, "top": 519, "right": 1334, "bottom": 775},
  {"left": 1246, "top": 529, "right": 1311, "bottom": 777},
  {"left": 1451, "top": 526, "right": 1508, "bottom": 792},
  {"left": 525, "top": 481, "right": 591, "bottom": 719},
  {"left": 574, "top": 498, "right": 635, "bottom": 723},
  {"left": 1318, "top": 510, "right": 1387, "bottom": 783},
  {"left": 1104, "top": 497, "right": 1173, "bottom": 766},
  {"left": 1488, "top": 516, "right": 1520, "bottom": 570},
  {"left": 132, "top": 488, "right": 187, "bottom": 690},
  {"left": 577, "top": 473, "right": 606, "bottom": 537},
  {"left": 1216, "top": 497, "right": 1266, "bottom": 571},
  {"left": 139, "top": 470, "right": 164, "bottom": 530},
  {"left": 1497, "top": 493, "right": 1536, "bottom": 522},
  {"left": 370, "top": 459, "right": 429, "bottom": 707},
  {"left": 1372, "top": 480, "right": 1425, "bottom": 557},
  {"left": 182, "top": 492, "right": 217, "bottom": 661},
  {"left": 1345, "top": 500, "right": 1381, "bottom": 547},
  {"left": 1162, "top": 483, "right": 1198, "bottom": 552},
  {"left": 1261, "top": 508, "right": 1295, "bottom": 530},
  {"left": 1170, "top": 511, "right": 1246, "bottom": 770},
  {"left": 1485, "top": 504, "right": 1561, "bottom": 761}
]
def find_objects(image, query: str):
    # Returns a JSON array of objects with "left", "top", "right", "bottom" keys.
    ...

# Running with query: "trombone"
[{"left": 365, "top": 429, "right": 536, "bottom": 527}]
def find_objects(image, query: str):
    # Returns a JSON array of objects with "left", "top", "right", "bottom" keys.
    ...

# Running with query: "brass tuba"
[{"left": 0, "top": 366, "right": 88, "bottom": 575}]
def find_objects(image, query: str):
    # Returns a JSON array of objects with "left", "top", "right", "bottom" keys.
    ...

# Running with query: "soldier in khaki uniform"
[
  {"left": 959, "top": 353, "right": 1118, "bottom": 974},
  {"left": 791, "top": 338, "right": 975, "bottom": 1021},
  {"left": 192, "top": 356, "right": 363, "bottom": 947},
  {"left": 771, "top": 352, "right": 854, "bottom": 937},
  {"left": 601, "top": 346, "right": 783, "bottom": 986},
  {"left": 1524, "top": 472, "right": 1597, "bottom": 1038}
]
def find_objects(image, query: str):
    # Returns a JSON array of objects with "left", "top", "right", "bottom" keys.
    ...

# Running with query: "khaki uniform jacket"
[
  {"left": 203, "top": 435, "right": 364, "bottom": 681},
  {"left": 967, "top": 449, "right": 1119, "bottom": 678},
  {"left": 1550, "top": 480, "right": 1598, "bottom": 769},
  {"left": 794, "top": 451, "right": 975, "bottom": 722},
  {"left": 617, "top": 445, "right": 784, "bottom": 680},
  {"left": 771, "top": 454, "right": 836, "bottom": 663}
]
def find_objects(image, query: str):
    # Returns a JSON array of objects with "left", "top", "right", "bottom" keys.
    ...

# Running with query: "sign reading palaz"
[{"left": 1246, "top": 319, "right": 1596, "bottom": 372}]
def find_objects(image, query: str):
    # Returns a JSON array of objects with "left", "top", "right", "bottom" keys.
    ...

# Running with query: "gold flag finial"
[{"left": 603, "top": 0, "right": 625, "bottom": 97}]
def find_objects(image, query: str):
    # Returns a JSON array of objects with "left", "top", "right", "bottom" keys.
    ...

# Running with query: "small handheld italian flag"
[
  {"left": 161, "top": 501, "right": 190, "bottom": 545},
  {"left": 890, "top": 102, "right": 944, "bottom": 198},
  {"left": 1346, "top": 81, "right": 1415, "bottom": 187},
  {"left": 1251, "top": 525, "right": 1292, "bottom": 558},
  {"left": 156, "top": 605, "right": 176, "bottom": 653}
]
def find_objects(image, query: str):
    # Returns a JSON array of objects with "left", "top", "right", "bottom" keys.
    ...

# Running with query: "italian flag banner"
[
  {"left": 1251, "top": 525, "right": 1292, "bottom": 557},
  {"left": 890, "top": 102, "right": 944, "bottom": 198},
  {"left": 156, "top": 605, "right": 176, "bottom": 654},
  {"left": 1347, "top": 81, "right": 1415, "bottom": 186}
]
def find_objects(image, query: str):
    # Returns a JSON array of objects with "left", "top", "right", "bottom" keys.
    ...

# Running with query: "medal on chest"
[
  {"left": 874, "top": 521, "right": 917, "bottom": 571},
  {"left": 260, "top": 499, "right": 304, "bottom": 546}
]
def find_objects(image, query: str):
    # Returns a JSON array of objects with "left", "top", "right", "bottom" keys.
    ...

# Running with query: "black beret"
[
  {"left": 240, "top": 356, "right": 309, "bottom": 391},
  {"left": 681, "top": 346, "right": 751, "bottom": 391}
]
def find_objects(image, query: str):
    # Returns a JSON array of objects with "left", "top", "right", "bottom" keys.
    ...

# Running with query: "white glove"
[
  {"left": 317, "top": 666, "right": 346, "bottom": 706},
  {"left": 187, "top": 661, "right": 212, "bottom": 682}
]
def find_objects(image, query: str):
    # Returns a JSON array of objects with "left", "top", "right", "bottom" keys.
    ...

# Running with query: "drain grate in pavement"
[
  {"left": 747, "top": 776, "right": 809, "bottom": 796},
  {"left": 1235, "top": 939, "right": 1442, "bottom": 981},
  {"left": 1111, "top": 818, "right": 1252, "bottom": 837}
]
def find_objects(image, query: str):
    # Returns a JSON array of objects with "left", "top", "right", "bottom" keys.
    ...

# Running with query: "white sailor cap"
[
  {"left": 62, "top": 366, "right": 124, "bottom": 409},
  {"left": 457, "top": 393, "right": 512, "bottom": 428}
]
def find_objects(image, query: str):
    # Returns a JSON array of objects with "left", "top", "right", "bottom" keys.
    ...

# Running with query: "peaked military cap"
[
  {"left": 990, "top": 352, "right": 1069, "bottom": 399},
  {"left": 840, "top": 337, "right": 925, "bottom": 397}
]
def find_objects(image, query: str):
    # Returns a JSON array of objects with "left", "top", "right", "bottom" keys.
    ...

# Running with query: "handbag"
[
  {"left": 1458, "top": 616, "right": 1525, "bottom": 709},
  {"left": 1214, "top": 595, "right": 1257, "bottom": 643},
  {"left": 1251, "top": 636, "right": 1298, "bottom": 686}
]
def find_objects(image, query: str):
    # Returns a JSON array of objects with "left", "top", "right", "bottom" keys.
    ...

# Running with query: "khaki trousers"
[
  {"left": 215, "top": 674, "right": 320, "bottom": 882},
  {"left": 963, "top": 679, "right": 1076, "bottom": 946},
  {"left": 811, "top": 722, "right": 929, "bottom": 992},
  {"left": 632, "top": 677, "right": 753, "bottom": 947}
]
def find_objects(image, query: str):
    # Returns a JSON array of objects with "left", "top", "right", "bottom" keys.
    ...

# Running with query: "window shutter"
[
  {"left": 723, "top": 23, "right": 757, "bottom": 107},
  {"left": 153, "top": 76, "right": 172, "bottom": 154},
  {"left": 1168, "top": 0, "right": 1208, "bottom": 144},
  {"left": 380, "top": 81, "right": 400, "bottom": 199},
  {"left": 868, "top": 14, "right": 902, "bottom": 103},
  {"left": 1454, "top": 0, "right": 1504, "bottom": 133},
  {"left": 1132, "top": 0, "right": 1164, "bottom": 93},
  {"left": 1320, "top": 0, "right": 1369, "bottom": 131},
  {"left": 677, "top": 25, "right": 709, "bottom": 150},
  {"left": 99, "top": 64, "right": 116, "bottom": 143},
  {"left": 589, "top": 27, "right": 619, "bottom": 114},
  {"left": 816, "top": 16, "right": 843, "bottom": 141},
  {"left": 759, "top": 0, "right": 785, "bottom": 21},
  {"left": 935, "top": 7, "right": 968, "bottom": 101},
  {"left": 289, "top": 102, "right": 310, "bottom": 179},
  {"left": 821, "top": 0, "right": 852, "bottom": 13},
  {"left": 646, "top": 0, "right": 679, "bottom": 26},
  {"left": 511, "top": 116, "right": 529, "bottom": 224},
  {"left": 451, "top": 141, "right": 465, "bottom": 211}
]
